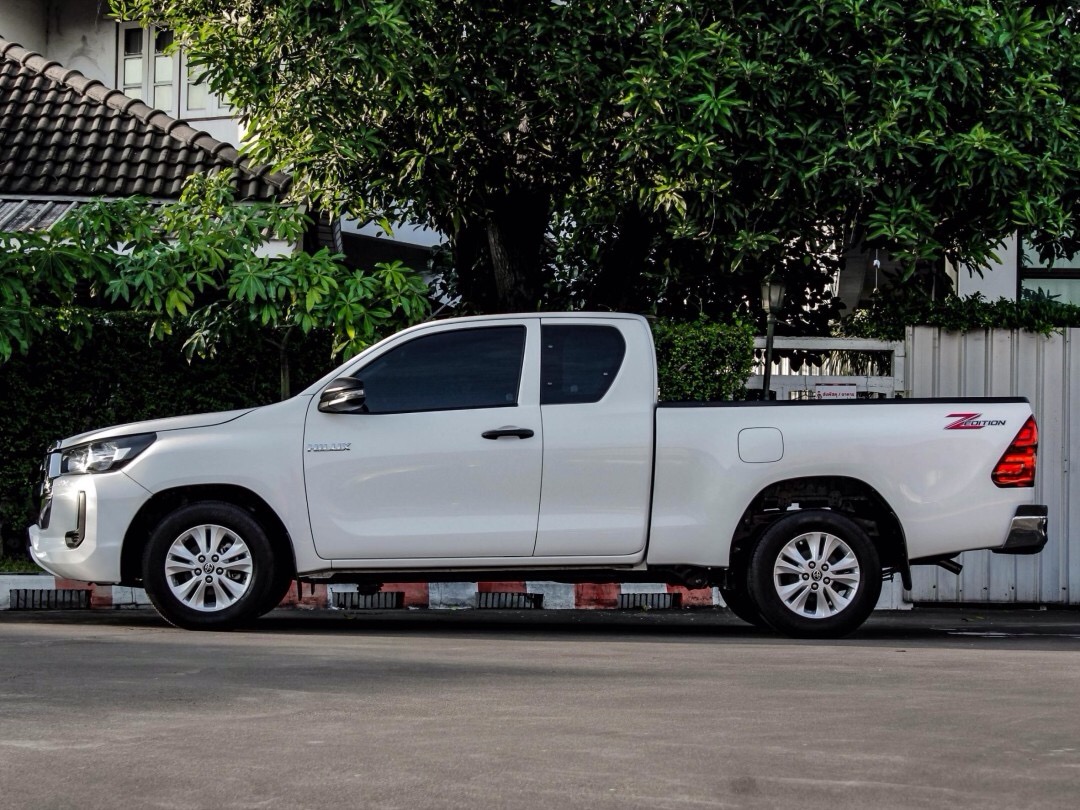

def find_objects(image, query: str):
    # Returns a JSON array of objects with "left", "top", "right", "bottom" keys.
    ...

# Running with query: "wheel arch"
[
  {"left": 120, "top": 484, "right": 296, "bottom": 587},
  {"left": 730, "top": 476, "right": 909, "bottom": 585}
]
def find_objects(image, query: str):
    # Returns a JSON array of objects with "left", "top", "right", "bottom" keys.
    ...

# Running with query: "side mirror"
[{"left": 318, "top": 377, "right": 367, "bottom": 414}]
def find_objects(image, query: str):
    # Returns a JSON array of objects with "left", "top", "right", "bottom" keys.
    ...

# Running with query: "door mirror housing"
[{"left": 318, "top": 377, "right": 367, "bottom": 414}]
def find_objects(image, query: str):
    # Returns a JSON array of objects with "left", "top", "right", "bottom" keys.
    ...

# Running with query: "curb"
[{"left": 0, "top": 574, "right": 912, "bottom": 612}]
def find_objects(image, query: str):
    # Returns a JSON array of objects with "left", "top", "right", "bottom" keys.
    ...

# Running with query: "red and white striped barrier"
[
  {"left": 1, "top": 574, "right": 719, "bottom": 610},
  {"left": 1, "top": 574, "right": 909, "bottom": 611},
  {"left": 0, "top": 575, "right": 153, "bottom": 610}
]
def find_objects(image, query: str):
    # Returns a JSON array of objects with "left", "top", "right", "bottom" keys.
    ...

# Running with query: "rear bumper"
[{"left": 993, "top": 505, "right": 1048, "bottom": 555}]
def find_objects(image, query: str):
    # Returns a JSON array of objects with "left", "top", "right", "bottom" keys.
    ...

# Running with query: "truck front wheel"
[
  {"left": 718, "top": 578, "right": 771, "bottom": 629},
  {"left": 142, "top": 502, "right": 274, "bottom": 630},
  {"left": 748, "top": 511, "right": 881, "bottom": 639}
]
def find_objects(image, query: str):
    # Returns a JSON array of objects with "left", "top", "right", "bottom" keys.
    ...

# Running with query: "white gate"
[
  {"left": 904, "top": 327, "right": 1079, "bottom": 605},
  {"left": 749, "top": 336, "right": 906, "bottom": 399}
]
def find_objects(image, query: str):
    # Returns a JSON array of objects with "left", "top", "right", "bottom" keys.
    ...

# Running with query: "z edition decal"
[{"left": 944, "top": 413, "right": 1007, "bottom": 430}]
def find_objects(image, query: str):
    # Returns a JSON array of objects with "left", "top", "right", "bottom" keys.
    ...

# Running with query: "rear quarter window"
[{"left": 541, "top": 325, "right": 626, "bottom": 405}]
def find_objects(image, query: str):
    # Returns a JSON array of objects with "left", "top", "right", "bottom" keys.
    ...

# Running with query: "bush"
[
  {"left": 839, "top": 287, "right": 1080, "bottom": 341},
  {"left": 652, "top": 318, "right": 754, "bottom": 401},
  {"left": 1, "top": 313, "right": 757, "bottom": 557}
]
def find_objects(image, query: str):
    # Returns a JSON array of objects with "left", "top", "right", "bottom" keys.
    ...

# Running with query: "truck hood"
[{"left": 59, "top": 408, "right": 258, "bottom": 448}]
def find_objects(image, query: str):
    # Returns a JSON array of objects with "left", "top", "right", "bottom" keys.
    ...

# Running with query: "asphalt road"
[{"left": 2, "top": 607, "right": 1079, "bottom": 809}]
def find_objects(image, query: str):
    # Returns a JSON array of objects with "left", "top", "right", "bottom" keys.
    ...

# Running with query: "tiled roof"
[{"left": 0, "top": 37, "right": 290, "bottom": 201}]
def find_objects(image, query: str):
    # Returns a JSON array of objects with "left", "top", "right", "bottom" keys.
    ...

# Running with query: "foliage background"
[
  {"left": 653, "top": 318, "right": 755, "bottom": 402},
  {"left": 838, "top": 286, "right": 1080, "bottom": 341},
  {"left": 114, "top": 0, "right": 1080, "bottom": 322},
  {"left": 0, "top": 313, "right": 755, "bottom": 559}
]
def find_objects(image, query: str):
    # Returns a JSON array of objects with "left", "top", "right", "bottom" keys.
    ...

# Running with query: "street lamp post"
[{"left": 761, "top": 277, "right": 786, "bottom": 401}]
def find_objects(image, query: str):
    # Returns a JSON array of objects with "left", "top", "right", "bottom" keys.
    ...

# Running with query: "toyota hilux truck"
[{"left": 28, "top": 313, "right": 1048, "bottom": 638}]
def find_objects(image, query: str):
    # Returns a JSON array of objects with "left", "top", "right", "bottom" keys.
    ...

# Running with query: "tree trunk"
[
  {"left": 590, "top": 207, "right": 656, "bottom": 312},
  {"left": 279, "top": 343, "right": 290, "bottom": 401},
  {"left": 269, "top": 328, "right": 293, "bottom": 401},
  {"left": 451, "top": 219, "right": 499, "bottom": 313},
  {"left": 484, "top": 186, "right": 550, "bottom": 312},
  {"left": 449, "top": 186, "right": 550, "bottom": 313}
]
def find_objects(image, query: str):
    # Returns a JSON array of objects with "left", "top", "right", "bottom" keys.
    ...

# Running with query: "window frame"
[
  {"left": 540, "top": 324, "right": 627, "bottom": 405},
  {"left": 178, "top": 49, "right": 231, "bottom": 119},
  {"left": 1018, "top": 237, "right": 1080, "bottom": 305},
  {"left": 353, "top": 325, "right": 528, "bottom": 415},
  {"left": 116, "top": 22, "right": 230, "bottom": 119}
]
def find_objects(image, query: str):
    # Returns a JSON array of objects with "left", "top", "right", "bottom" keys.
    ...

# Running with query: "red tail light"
[{"left": 992, "top": 416, "right": 1038, "bottom": 487}]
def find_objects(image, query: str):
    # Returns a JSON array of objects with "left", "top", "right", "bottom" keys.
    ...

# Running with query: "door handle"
[{"left": 482, "top": 427, "right": 535, "bottom": 440}]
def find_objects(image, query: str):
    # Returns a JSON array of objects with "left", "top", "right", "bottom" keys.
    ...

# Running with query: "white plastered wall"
[{"left": 956, "top": 234, "right": 1019, "bottom": 301}]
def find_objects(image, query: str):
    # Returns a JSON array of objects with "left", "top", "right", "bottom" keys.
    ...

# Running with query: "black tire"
[
  {"left": 748, "top": 510, "right": 881, "bottom": 639},
  {"left": 256, "top": 559, "right": 296, "bottom": 618},
  {"left": 718, "top": 577, "right": 771, "bottom": 629},
  {"left": 142, "top": 501, "right": 275, "bottom": 630}
]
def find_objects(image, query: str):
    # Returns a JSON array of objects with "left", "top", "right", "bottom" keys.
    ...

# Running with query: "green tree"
[
  {"left": 0, "top": 229, "right": 109, "bottom": 363},
  {"left": 114, "top": 1, "right": 1080, "bottom": 320},
  {"left": 0, "top": 172, "right": 430, "bottom": 396}
]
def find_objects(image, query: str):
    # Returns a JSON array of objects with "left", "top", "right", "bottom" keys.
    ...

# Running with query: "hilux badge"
[{"left": 306, "top": 442, "right": 352, "bottom": 452}]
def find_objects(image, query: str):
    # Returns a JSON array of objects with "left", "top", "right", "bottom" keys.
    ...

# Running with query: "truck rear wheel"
[
  {"left": 748, "top": 510, "right": 881, "bottom": 639},
  {"left": 142, "top": 502, "right": 274, "bottom": 630}
]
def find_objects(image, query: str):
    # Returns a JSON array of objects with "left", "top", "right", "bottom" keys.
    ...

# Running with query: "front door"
[{"left": 304, "top": 323, "right": 543, "bottom": 561}]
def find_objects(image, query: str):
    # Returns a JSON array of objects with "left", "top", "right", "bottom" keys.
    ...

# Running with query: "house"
[
  {"left": 2, "top": 2, "right": 240, "bottom": 144},
  {"left": 0, "top": 4, "right": 437, "bottom": 269},
  {"left": 0, "top": 37, "right": 289, "bottom": 234}
]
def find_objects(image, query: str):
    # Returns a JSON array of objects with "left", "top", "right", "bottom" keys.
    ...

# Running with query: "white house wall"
[
  {"left": 0, "top": 0, "right": 47, "bottom": 53},
  {"left": 905, "top": 326, "right": 1078, "bottom": 604},
  {"left": 1, "top": 3, "right": 116, "bottom": 86},
  {"left": 956, "top": 235, "right": 1019, "bottom": 301},
  {"left": 41, "top": 3, "right": 115, "bottom": 85}
]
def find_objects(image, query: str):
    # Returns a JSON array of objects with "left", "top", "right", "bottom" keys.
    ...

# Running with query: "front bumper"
[
  {"left": 993, "top": 505, "right": 1049, "bottom": 555},
  {"left": 29, "top": 470, "right": 151, "bottom": 583}
]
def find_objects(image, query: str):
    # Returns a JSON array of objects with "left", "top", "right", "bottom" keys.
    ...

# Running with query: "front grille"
[
  {"left": 38, "top": 498, "right": 52, "bottom": 531},
  {"left": 36, "top": 444, "right": 58, "bottom": 528}
]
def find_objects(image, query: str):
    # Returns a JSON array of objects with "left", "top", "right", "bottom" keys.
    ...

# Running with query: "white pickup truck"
[{"left": 29, "top": 313, "right": 1047, "bottom": 637}]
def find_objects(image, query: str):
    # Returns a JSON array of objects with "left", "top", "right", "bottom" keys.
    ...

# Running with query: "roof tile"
[{"left": 0, "top": 36, "right": 290, "bottom": 201}]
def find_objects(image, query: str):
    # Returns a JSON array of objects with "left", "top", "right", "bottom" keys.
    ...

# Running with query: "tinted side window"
[
  {"left": 359, "top": 326, "right": 526, "bottom": 413},
  {"left": 541, "top": 325, "right": 626, "bottom": 405}
]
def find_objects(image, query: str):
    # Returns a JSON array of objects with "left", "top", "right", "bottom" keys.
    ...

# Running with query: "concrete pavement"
[{"left": 1, "top": 607, "right": 1079, "bottom": 809}]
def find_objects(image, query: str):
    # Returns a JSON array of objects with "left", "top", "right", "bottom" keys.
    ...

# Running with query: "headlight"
[{"left": 59, "top": 433, "right": 156, "bottom": 475}]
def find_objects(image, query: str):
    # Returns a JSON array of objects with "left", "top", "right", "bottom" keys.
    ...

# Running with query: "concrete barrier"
[{"left": 2, "top": 575, "right": 910, "bottom": 611}]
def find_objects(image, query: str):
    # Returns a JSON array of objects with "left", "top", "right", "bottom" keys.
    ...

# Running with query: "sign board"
[{"left": 814, "top": 383, "right": 858, "bottom": 400}]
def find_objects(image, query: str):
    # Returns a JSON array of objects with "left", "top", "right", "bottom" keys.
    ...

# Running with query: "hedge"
[
  {"left": 652, "top": 317, "right": 755, "bottom": 402},
  {"left": 0, "top": 315, "right": 337, "bottom": 558},
  {"left": 0, "top": 314, "right": 754, "bottom": 558}
]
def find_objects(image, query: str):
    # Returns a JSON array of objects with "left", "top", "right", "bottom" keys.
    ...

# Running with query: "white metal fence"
[
  {"left": 748, "top": 336, "right": 906, "bottom": 399},
  {"left": 904, "top": 327, "right": 1079, "bottom": 605}
]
